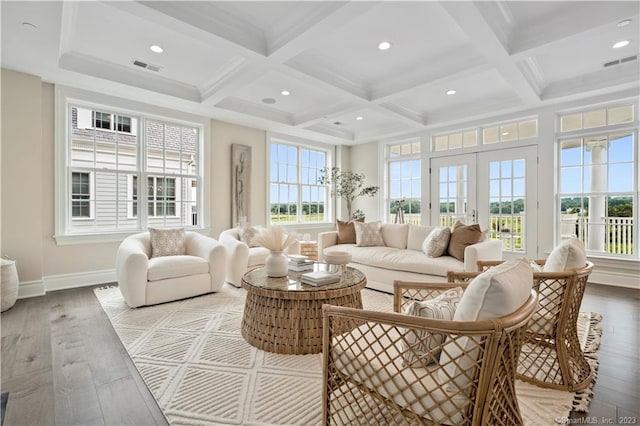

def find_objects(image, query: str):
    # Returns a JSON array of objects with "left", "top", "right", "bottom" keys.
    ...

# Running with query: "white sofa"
[
  {"left": 116, "top": 231, "right": 226, "bottom": 307},
  {"left": 318, "top": 223, "right": 502, "bottom": 294},
  {"left": 219, "top": 228, "right": 300, "bottom": 287}
]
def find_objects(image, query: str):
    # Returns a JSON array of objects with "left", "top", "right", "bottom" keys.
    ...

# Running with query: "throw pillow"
[
  {"left": 439, "top": 258, "right": 533, "bottom": 392},
  {"left": 421, "top": 227, "right": 451, "bottom": 257},
  {"left": 354, "top": 221, "right": 385, "bottom": 247},
  {"left": 149, "top": 228, "right": 186, "bottom": 258},
  {"left": 447, "top": 221, "right": 482, "bottom": 261},
  {"left": 336, "top": 217, "right": 365, "bottom": 244},
  {"left": 239, "top": 225, "right": 261, "bottom": 247},
  {"left": 543, "top": 237, "right": 587, "bottom": 272},
  {"left": 401, "top": 287, "right": 464, "bottom": 367}
]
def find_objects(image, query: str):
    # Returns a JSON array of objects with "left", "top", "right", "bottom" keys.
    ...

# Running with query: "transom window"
[
  {"left": 386, "top": 140, "right": 421, "bottom": 224},
  {"left": 269, "top": 141, "right": 330, "bottom": 224}
]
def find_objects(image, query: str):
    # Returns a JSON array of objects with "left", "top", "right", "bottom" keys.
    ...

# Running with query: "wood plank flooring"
[{"left": 1, "top": 282, "right": 638, "bottom": 425}]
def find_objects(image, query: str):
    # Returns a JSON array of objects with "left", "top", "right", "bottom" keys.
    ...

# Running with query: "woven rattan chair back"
[
  {"left": 449, "top": 260, "right": 594, "bottom": 391},
  {"left": 322, "top": 288, "right": 537, "bottom": 425}
]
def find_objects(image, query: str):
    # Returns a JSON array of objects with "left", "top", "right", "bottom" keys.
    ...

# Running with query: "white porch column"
[
  {"left": 586, "top": 139, "right": 608, "bottom": 252},
  {"left": 455, "top": 165, "right": 466, "bottom": 220}
]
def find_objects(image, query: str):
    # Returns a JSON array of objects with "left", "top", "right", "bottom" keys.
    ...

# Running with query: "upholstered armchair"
[
  {"left": 219, "top": 227, "right": 300, "bottom": 287},
  {"left": 449, "top": 238, "right": 594, "bottom": 391},
  {"left": 322, "top": 259, "right": 537, "bottom": 425},
  {"left": 116, "top": 231, "right": 226, "bottom": 308}
]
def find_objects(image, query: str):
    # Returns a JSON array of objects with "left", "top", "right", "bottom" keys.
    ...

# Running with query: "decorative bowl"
[{"left": 323, "top": 250, "right": 352, "bottom": 265}]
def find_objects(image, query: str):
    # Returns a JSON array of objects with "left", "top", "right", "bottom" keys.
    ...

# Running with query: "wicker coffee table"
[{"left": 241, "top": 265, "right": 366, "bottom": 355}]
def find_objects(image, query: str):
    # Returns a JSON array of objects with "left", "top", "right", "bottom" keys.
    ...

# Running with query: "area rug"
[{"left": 94, "top": 284, "right": 602, "bottom": 425}]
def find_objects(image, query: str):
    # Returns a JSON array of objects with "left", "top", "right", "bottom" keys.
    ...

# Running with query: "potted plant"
[{"left": 318, "top": 167, "right": 379, "bottom": 220}]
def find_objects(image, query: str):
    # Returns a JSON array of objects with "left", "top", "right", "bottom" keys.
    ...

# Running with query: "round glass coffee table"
[{"left": 240, "top": 265, "right": 366, "bottom": 355}]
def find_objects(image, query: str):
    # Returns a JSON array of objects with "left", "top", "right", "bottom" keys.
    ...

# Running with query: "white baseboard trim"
[
  {"left": 589, "top": 270, "right": 639, "bottom": 289},
  {"left": 44, "top": 269, "right": 116, "bottom": 292},
  {"left": 17, "top": 280, "right": 46, "bottom": 299}
]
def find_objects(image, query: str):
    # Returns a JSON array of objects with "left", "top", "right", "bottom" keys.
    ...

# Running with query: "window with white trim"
[
  {"left": 386, "top": 140, "right": 421, "bottom": 224},
  {"left": 269, "top": 141, "right": 330, "bottom": 223},
  {"left": 557, "top": 103, "right": 637, "bottom": 258},
  {"left": 71, "top": 171, "right": 92, "bottom": 218},
  {"left": 63, "top": 105, "right": 200, "bottom": 235}
]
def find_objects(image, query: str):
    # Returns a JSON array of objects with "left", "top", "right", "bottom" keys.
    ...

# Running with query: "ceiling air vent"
[
  {"left": 604, "top": 55, "right": 638, "bottom": 68},
  {"left": 132, "top": 59, "right": 161, "bottom": 72}
]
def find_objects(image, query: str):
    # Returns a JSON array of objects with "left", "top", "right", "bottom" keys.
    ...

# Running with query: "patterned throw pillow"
[
  {"left": 354, "top": 221, "right": 385, "bottom": 247},
  {"left": 421, "top": 227, "right": 451, "bottom": 257},
  {"left": 239, "top": 225, "right": 261, "bottom": 247},
  {"left": 149, "top": 228, "right": 186, "bottom": 258},
  {"left": 401, "top": 287, "right": 464, "bottom": 367}
]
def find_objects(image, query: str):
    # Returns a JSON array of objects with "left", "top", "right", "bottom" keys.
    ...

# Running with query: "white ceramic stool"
[{"left": 1, "top": 258, "right": 19, "bottom": 312}]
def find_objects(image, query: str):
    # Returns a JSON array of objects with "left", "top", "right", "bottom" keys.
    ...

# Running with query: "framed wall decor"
[{"left": 231, "top": 144, "right": 251, "bottom": 227}]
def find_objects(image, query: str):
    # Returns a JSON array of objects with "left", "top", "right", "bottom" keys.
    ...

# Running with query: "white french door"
[{"left": 430, "top": 146, "right": 538, "bottom": 258}]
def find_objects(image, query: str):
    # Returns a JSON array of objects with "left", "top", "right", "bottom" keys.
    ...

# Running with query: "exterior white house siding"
[{"left": 68, "top": 107, "right": 198, "bottom": 234}]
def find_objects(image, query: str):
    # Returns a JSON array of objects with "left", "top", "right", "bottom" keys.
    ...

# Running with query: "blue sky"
[{"left": 561, "top": 133, "right": 634, "bottom": 194}]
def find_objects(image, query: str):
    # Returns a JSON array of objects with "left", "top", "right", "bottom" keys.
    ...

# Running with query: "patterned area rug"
[{"left": 94, "top": 284, "right": 602, "bottom": 425}]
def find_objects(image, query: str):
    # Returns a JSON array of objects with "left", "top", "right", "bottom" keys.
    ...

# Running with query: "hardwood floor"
[{"left": 1, "top": 282, "right": 638, "bottom": 425}]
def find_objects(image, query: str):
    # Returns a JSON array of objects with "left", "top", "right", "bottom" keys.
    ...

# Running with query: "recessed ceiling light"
[
  {"left": 150, "top": 45, "right": 163, "bottom": 53},
  {"left": 378, "top": 41, "right": 391, "bottom": 51},
  {"left": 21, "top": 22, "right": 37, "bottom": 29},
  {"left": 446, "top": 89, "right": 456, "bottom": 95},
  {"left": 356, "top": 116, "right": 364, "bottom": 121},
  {"left": 262, "top": 98, "right": 276, "bottom": 104},
  {"left": 281, "top": 90, "right": 290, "bottom": 96},
  {"left": 617, "top": 19, "right": 631, "bottom": 27},
  {"left": 613, "top": 40, "right": 630, "bottom": 49},
  {"left": 502, "top": 132, "right": 509, "bottom": 136}
]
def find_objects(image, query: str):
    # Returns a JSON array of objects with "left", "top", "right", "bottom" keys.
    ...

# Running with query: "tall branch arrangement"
[{"left": 318, "top": 167, "right": 379, "bottom": 220}]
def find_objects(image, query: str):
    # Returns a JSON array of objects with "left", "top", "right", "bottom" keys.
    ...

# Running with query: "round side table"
[{"left": 1, "top": 258, "right": 19, "bottom": 312}]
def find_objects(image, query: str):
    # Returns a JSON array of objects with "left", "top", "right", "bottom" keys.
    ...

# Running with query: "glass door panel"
[{"left": 430, "top": 154, "right": 477, "bottom": 227}]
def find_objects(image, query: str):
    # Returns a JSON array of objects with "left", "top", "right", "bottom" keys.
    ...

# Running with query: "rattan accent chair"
[
  {"left": 322, "top": 282, "right": 538, "bottom": 425},
  {"left": 448, "top": 260, "right": 594, "bottom": 391}
]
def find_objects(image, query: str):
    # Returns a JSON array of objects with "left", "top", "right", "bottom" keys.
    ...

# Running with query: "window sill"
[{"left": 54, "top": 227, "right": 209, "bottom": 246}]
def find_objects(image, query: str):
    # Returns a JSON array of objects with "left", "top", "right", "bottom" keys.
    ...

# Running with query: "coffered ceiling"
[{"left": 2, "top": 1, "right": 638, "bottom": 144}]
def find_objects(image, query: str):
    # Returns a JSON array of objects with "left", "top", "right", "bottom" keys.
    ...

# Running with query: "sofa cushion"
[
  {"left": 439, "top": 258, "right": 533, "bottom": 391},
  {"left": 447, "top": 221, "right": 482, "bottom": 261},
  {"left": 324, "top": 245, "right": 464, "bottom": 277},
  {"left": 354, "top": 221, "right": 385, "bottom": 247},
  {"left": 148, "top": 255, "right": 209, "bottom": 281},
  {"left": 247, "top": 246, "right": 270, "bottom": 268},
  {"left": 381, "top": 223, "right": 409, "bottom": 249},
  {"left": 543, "top": 237, "right": 587, "bottom": 272},
  {"left": 149, "top": 228, "right": 186, "bottom": 258},
  {"left": 402, "top": 287, "right": 464, "bottom": 367},
  {"left": 422, "top": 227, "right": 451, "bottom": 257},
  {"left": 336, "top": 218, "right": 364, "bottom": 244},
  {"left": 407, "top": 224, "right": 436, "bottom": 251}
]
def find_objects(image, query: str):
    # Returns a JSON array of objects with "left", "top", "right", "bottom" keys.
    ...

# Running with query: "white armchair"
[
  {"left": 219, "top": 228, "right": 300, "bottom": 287},
  {"left": 116, "top": 231, "right": 226, "bottom": 308}
]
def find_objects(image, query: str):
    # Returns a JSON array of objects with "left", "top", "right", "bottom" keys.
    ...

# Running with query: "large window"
[
  {"left": 269, "top": 141, "right": 329, "bottom": 223},
  {"left": 386, "top": 140, "right": 421, "bottom": 224},
  {"left": 62, "top": 104, "right": 201, "bottom": 237},
  {"left": 558, "top": 104, "right": 637, "bottom": 258}
]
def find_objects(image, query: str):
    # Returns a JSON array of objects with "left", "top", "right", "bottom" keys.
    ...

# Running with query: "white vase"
[{"left": 265, "top": 250, "right": 288, "bottom": 277}]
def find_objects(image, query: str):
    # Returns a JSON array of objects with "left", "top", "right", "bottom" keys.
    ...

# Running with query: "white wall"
[{"left": 349, "top": 142, "right": 381, "bottom": 221}]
